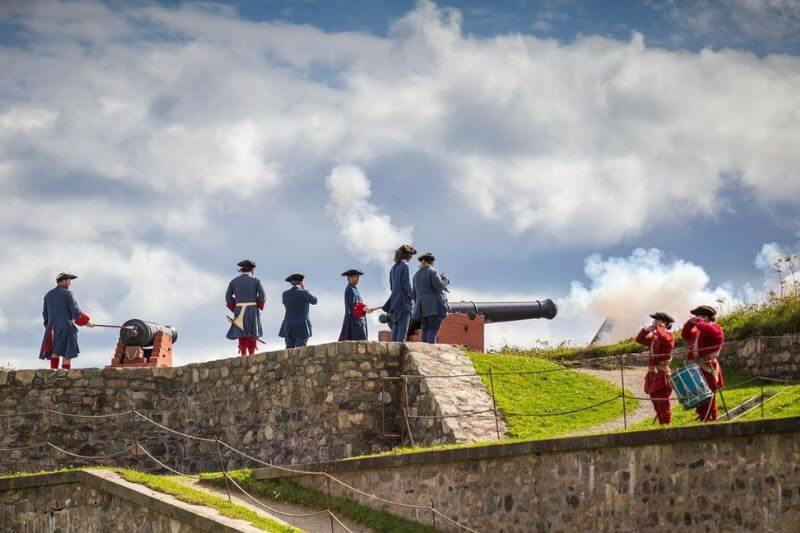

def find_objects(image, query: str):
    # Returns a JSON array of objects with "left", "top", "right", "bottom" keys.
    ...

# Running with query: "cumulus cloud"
[
  {"left": 566, "top": 248, "right": 733, "bottom": 342},
  {"left": 326, "top": 165, "right": 413, "bottom": 265}
]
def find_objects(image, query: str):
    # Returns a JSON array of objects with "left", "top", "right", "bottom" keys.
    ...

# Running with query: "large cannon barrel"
[
  {"left": 119, "top": 319, "right": 178, "bottom": 347},
  {"left": 449, "top": 300, "right": 558, "bottom": 322},
  {"left": 379, "top": 299, "right": 558, "bottom": 332}
]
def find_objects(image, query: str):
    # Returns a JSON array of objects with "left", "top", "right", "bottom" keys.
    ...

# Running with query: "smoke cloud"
[
  {"left": 325, "top": 164, "right": 413, "bottom": 266},
  {"left": 567, "top": 248, "right": 733, "bottom": 343}
]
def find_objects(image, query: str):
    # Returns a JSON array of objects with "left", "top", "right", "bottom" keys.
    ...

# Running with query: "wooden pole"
[
  {"left": 760, "top": 338, "right": 765, "bottom": 419},
  {"left": 619, "top": 356, "right": 628, "bottom": 430},
  {"left": 215, "top": 439, "right": 232, "bottom": 502},
  {"left": 488, "top": 367, "right": 501, "bottom": 440},
  {"left": 327, "top": 475, "right": 335, "bottom": 533},
  {"left": 401, "top": 378, "right": 415, "bottom": 448}
]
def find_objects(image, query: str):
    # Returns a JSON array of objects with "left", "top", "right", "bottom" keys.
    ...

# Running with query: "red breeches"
[
  {"left": 237, "top": 337, "right": 257, "bottom": 356},
  {"left": 696, "top": 394, "right": 718, "bottom": 422},
  {"left": 649, "top": 388, "right": 672, "bottom": 425},
  {"left": 50, "top": 356, "right": 71, "bottom": 370}
]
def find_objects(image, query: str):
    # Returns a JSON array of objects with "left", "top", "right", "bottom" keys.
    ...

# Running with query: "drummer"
[
  {"left": 635, "top": 312, "right": 675, "bottom": 425},
  {"left": 681, "top": 305, "right": 725, "bottom": 421}
]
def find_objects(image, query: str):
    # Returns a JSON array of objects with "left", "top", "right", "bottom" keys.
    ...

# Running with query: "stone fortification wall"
[
  {"left": 0, "top": 342, "right": 500, "bottom": 474},
  {"left": 286, "top": 417, "right": 800, "bottom": 532}
]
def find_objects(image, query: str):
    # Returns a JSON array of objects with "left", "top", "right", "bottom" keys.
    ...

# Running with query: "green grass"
[
  {"left": 201, "top": 470, "right": 432, "bottom": 533},
  {"left": 117, "top": 469, "right": 298, "bottom": 532},
  {"left": 467, "top": 352, "right": 636, "bottom": 439},
  {"left": 626, "top": 368, "right": 781, "bottom": 430},
  {"left": 739, "top": 383, "right": 800, "bottom": 420}
]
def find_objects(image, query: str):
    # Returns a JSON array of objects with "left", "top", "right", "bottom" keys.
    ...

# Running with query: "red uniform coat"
[
  {"left": 681, "top": 319, "right": 724, "bottom": 390},
  {"left": 636, "top": 326, "right": 674, "bottom": 395}
]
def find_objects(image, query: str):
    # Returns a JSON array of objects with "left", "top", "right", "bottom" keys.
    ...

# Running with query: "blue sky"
[{"left": 0, "top": 0, "right": 798, "bottom": 368}]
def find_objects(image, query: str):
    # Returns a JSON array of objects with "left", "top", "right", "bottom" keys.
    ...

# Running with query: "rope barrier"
[
  {"left": 136, "top": 443, "right": 200, "bottom": 479},
  {"left": 224, "top": 473, "right": 329, "bottom": 518},
  {"left": 48, "top": 408, "right": 134, "bottom": 419},
  {"left": 132, "top": 410, "right": 216, "bottom": 443},
  {"left": 328, "top": 509, "right": 355, "bottom": 533},
  {"left": 47, "top": 442, "right": 134, "bottom": 460},
  {"left": 503, "top": 396, "right": 622, "bottom": 417},
  {"left": 0, "top": 442, "right": 46, "bottom": 452},
  {"left": 432, "top": 507, "right": 481, "bottom": 533},
  {"left": 217, "top": 440, "right": 326, "bottom": 476}
]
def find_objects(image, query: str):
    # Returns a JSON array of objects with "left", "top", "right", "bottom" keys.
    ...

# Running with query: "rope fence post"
[
  {"left": 215, "top": 439, "right": 232, "bottom": 502},
  {"left": 326, "top": 475, "right": 335, "bottom": 533},
  {"left": 401, "top": 378, "right": 415, "bottom": 449},
  {"left": 488, "top": 367, "right": 501, "bottom": 440},
  {"left": 760, "top": 337, "right": 765, "bottom": 419},
  {"left": 46, "top": 399, "right": 54, "bottom": 471},
  {"left": 430, "top": 499, "right": 436, "bottom": 530},
  {"left": 618, "top": 356, "right": 628, "bottom": 430},
  {"left": 380, "top": 378, "right": 386, "bottom": 436}
]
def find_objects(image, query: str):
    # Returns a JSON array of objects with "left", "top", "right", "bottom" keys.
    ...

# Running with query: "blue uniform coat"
[
  {"left": 339, "top": 284, "right": 367, "bottom": 341},
  {"left": 225, "top": 274, "right": 266, "bottom": 339},
  {"left": 387, "top": 261, "right": 414, "bottom": 313},
  {"left": 279, "top": 285, "right": 318, "bottom": 340},
  {"left": 39, "top": 286, "right": 85, "bottom": 360},
  {"left": 412, "top": 266, "right": 449, "bottom": 319}
]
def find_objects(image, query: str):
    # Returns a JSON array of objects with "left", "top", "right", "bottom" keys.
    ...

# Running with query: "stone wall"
[
  {"left": 0, "top": 342, "right": 499, "bottom": 474},
  {"left": 285, "top": 417, "right": 800, "bottom": 532},
  {"left": 0, "top": 470, "right": 256, "bottom": 531},
  {"left": 718, "top": 334, "right": 800, "bottom": 378}
]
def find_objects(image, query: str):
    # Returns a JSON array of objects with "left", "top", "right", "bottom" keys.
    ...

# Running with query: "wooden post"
[
  {"left": 488, "top": 367, "right": 501, "bottom": 440},
  {"left": 619, "top": 356, "right": 628, "bottom": 430},
  {"left": 326, "top": 475, "right": 335, "bottom": 533},
  {"left": 431, "top": 499, "right": 436, "bottom": 530},
  {"left": 760, "top": 337, "right": 765, "bottom": 419},
  {"left": 401, "top": 378, "right": 415, "bottom": 448},
  {"left": 215, "top": 439, "right": 232, "bottom": 502},
  {"left": 45, "top": 398, "right": 54, "bottom": 471},
  {"left": 380, "top": 378, "right": 386, "bottom": 435}
]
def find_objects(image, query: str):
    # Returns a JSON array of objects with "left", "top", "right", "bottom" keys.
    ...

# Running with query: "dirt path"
[
  {"left": 572, "top": 366, "right": 658, "bottom": 433},
  {"left": 172, "top": 477, "right": 371, "bottom": 533}
]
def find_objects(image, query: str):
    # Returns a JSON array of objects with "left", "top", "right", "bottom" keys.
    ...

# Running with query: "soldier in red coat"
[
  {"left": 681, "top": 305, "right": 725, "bottom": 421},
  {"left": 636, "top": 312, "right": 675, "bottom": 425}
]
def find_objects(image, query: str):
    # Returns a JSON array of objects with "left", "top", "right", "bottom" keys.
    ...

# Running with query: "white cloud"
[
  {"left": 326, "top": 165, "right": 413, "bottom": 266},
  {"left": 566, "top": 248, "right": 734, "bottom": 342},
  {"left": 755, "top": 241, "right": 800, "bottom": 294}
]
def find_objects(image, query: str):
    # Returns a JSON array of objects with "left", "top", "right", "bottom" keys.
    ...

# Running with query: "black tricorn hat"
[
  {"left": 341, "top": 269, "right": 364, "bottom": 277},
  {"left": 649, "top": 312, "right": 675, "bottom": 325},
  {"left": 690, "top": 305, "right": 717, "bottom": 319},
  {"left": 418, "top": 252, "right": 435, "bottom": 262},
  {"left": 398, "top": 244, "right": 417, "bottom": 255},
  {"left": 56, "top": 272, "right": 78, "bottom": 282},
  {"left": 237, "top": 259, "right": 256, "bottom": 271},
  {"left": 285, "top": 273, "right": 305, "bottom": 283}
]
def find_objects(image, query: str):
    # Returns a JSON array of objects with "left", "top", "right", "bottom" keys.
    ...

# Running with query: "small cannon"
[
  {"left": 110, "top": 319, "right": 177, "bottom": 368},
  {"left": 378, "top": 300, "right": 558, "bottom": 351}
]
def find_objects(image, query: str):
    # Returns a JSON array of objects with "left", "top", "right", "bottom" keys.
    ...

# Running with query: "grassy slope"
[
  {"left": 201, "top": 470, "right": 433, "bottom": 533},
  {"left": 739, "top": 384, "right": 800, "bottom": 420},
  {"left": 117, "top": 469, "right": 298, "bottom": 533},
  {"left": 627, "top": 368, "right": 784, "bottom": 429},
  {"left": 468, "top": 352, "right": 636, "bottom": 439}
]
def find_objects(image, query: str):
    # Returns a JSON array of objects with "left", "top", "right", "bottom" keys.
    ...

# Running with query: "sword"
[{"left": 226, "top": 316, "right": 266, "bottom": 344}]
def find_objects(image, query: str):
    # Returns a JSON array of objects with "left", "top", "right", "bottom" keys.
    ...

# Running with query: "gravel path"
[
  {"left": 173, "top": 477, "right": 371, "bottom": 533},
  {"left": 571, "top": 366, "right": 658, "bottom": 433}
]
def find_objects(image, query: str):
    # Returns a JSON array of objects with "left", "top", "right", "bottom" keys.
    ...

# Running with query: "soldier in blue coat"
[
  {"left": 40, "top": 273, "right": 93, "bottom": 370},
  {"left": 225, "top": 260, "right": 266, "bottom": 356},
  {"left": 339, "top": 269, "right": 370, "bottom": 341},
  {"left": 412, "top": 253, "right": 450, "bottom": 343},
  {"left": 279, "top": 273, "right": 318, "bottom": 349},
  {"left": 383, "top": 244, "right": 416, "bottom": 341}
]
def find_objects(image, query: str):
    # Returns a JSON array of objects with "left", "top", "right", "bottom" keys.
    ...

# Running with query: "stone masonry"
[
  {"left": 288, "top": 417, "right": 800, "bottom": 532},
  {"left": 0, "top": 342, "right": 500, "bottom": 474}
]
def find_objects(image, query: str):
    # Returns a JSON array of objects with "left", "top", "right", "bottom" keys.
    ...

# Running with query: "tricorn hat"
[
  {"left": 237, "top": 259, "right": 256, "bottom": 271},
  {"left": 285, "top": 273, "right": 305, "bottom": 283},
  {"left": 690, "top": 305, "right": 717, "bottom": 319},
  {"left": 398, "top": 244, "right": 417, "bottom": 255},
  {"left": 418, "top": 252, "right": 435, "bottom": 262},
  {"left": 341, "top": 269, "right": 364, "bottom": 277},
  {"left": 649, "top": 312, "right": 675, "bottom": 325},
  {"left": 56, "top": 272, "right": 78, "bottom": 282}
]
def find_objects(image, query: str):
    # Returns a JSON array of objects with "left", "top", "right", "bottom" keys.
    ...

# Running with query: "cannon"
[
  {"left": 378, "top": 300, "right": 558, "bottom": 351},
  {"left": 119, "top": 319, "right": 178, "bottom": 347},
  {"left": 109, "top": 319, "right": 177, "bottom": 368}
]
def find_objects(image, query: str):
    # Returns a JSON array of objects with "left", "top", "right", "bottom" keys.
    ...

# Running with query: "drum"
[{"left": 669, "top": 362, "right": 713, "bottom": 409}]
